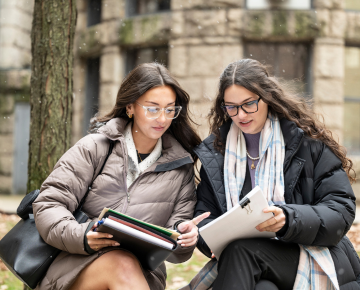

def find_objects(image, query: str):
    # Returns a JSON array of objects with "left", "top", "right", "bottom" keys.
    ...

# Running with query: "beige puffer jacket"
[{"left": 33, "top": 118, "right": 197, "bottom": 290}]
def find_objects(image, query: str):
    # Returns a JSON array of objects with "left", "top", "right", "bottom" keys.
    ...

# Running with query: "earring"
[{"left": 126, "top": 111, "right": 132, "bottom": 118}]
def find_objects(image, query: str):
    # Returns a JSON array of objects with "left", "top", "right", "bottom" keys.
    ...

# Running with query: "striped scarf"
[
  {"left": 224, "top": 116, "right": 285, "bottom": 209},
  {"left": 180, "top": 116, "right": 339, "bottom": 290}
]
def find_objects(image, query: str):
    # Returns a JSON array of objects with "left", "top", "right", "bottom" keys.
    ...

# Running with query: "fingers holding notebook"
[
  {"left": 255, "top": 206, "right": 286, "bottom": 233},
  {"left": 86, "top": 223, "right": 120, "bottom": 251}
]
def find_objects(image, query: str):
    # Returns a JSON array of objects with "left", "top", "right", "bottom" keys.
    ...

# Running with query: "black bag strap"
[{"left": 76, "top": 139, "right": 115, "bottom": 212}]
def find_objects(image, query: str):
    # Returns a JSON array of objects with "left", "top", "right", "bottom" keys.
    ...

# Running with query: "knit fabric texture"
[{"left": 124, "top": 123, "right": 162, "bottom": 188}]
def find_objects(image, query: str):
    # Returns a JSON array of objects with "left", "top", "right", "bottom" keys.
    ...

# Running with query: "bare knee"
[
  {"left": 69, "top": 250, "right": 145, "bottom": 290},
  {"left": 102, "top": 250, "right": 143, "bottom": 283}
]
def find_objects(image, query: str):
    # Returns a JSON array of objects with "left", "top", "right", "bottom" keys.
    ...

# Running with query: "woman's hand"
[
  {"left": 177, "top": 212, "right": 211, "bottom": 247},
  {"left": 86, "top": 222, "right": 120, "bottom": 251},
  {"left": 255, "top": 206, "right": 286, "bottom": 233}
]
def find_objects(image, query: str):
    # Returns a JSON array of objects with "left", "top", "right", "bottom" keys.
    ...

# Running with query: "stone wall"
[
  {"left": 0, "top": 0, "right": 33, "bottom": 68},
  {"left": 2, "top": 0, "right": 360, "bottom": 196},
  {"left": 170, "top": 1, "right": 244, "bottom": 138},
  {"left": 0, "top": 0, "right": 33, "bottom": 194},
  {"left": 66, "top": 0, "right": 360, "bottom": 201},
  {"left": 72, "top": 0, "right": 360, "bottom": 141},
  {"left": 72, "top": 0, "right": 126, "bottom": 143}
]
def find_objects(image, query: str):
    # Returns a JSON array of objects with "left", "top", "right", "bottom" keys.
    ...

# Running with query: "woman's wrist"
[
  {"left": 84, "top": 221, "right": 97, "bottom": 254},
  {"left": 276, "top": 206, "right": 289, "bottom": 237}
]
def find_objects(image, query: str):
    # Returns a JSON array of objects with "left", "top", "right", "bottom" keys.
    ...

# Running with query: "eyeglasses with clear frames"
[{"left": 135, "top": 102, "right": 182, "bottom": 120}]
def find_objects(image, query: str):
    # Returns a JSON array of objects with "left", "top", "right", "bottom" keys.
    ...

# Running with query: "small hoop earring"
[{"left": 126, "top": 111, "right": 133, "bottom": 118}]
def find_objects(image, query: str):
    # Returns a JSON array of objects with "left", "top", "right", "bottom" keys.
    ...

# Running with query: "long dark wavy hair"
[
  {"left": 210, "top": 59, "right": 355, "bottom": 183},
  {"left": 93, "top": 62, "right": 201, "bottom": 162}
]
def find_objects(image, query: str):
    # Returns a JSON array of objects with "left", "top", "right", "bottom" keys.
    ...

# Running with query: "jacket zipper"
[
  {"left": 121, "top": 172, "right": 153, "bottom": 213},
  {"left": 119, "top": 138, "right": 154, "bottom": 206},
  {"left": 118, "top": 138, "right": 130, "bottom": 204}
]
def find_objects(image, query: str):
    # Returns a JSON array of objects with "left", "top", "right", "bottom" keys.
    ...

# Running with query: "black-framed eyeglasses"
[{"left": 221, "top": 97, "right": 261, "bottom": 117}]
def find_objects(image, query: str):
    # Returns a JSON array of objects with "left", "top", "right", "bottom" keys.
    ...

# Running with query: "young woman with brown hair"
[
  {"left": 191, "top": 59, "right": 360, "bottom": 290},
  {"left": 32, "top": 62, "right": 209, "bottom": 290}
]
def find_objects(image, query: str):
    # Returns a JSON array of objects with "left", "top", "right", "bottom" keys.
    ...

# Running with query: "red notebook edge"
[{"left": 108, "top": 216, "right": 175, "bottom": 248}]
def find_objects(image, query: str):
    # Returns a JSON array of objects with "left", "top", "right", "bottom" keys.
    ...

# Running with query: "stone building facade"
[
  {"left": 0, "top": 0, "right": 33, "bottom": 194},
  {"left": 1, "top": 0, "right": 360, "bottom": 196}
]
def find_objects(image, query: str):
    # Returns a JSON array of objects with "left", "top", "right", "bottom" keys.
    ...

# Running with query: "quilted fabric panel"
[{"left": 194, "top": 137, "right": 227, "bottom": 214}]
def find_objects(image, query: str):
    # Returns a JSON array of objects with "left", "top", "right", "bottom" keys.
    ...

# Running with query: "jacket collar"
[{"left": 98, "top": 118, "right": 194, "bottom": 172}]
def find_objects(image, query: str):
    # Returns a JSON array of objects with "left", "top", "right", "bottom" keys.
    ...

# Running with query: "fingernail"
[
  {"left": 114, "top": 243, "right": 120, "bottom": 246},
  {"left": 177, "top": 240, "right": 182, "bottom": 244},
  {"left": 178, "top": 236, "right": 182, "bottom": 239},
  {"left": 108, "top": 235, "right": 113, "bottom": 238}
]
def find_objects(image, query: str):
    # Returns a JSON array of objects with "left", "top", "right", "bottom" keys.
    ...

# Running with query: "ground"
[
  {"left": 1, "top": 213, "right": 360, "bottom": 289},
  {"left": 0, "top": 214, "right": 23, "bottom": 290}
]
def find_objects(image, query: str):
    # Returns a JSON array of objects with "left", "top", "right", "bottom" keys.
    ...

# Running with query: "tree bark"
[
  {"left": 27, "top": 0, "right": 77, "bottom": 193},
  {"left": 25, "top": 1, "right": 76, "bottom": 288}
]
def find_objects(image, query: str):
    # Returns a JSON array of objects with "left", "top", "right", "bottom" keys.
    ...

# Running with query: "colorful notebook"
[
  {"left": 99, "top": 208, "right": 180, "bottom": 240},
  {"left": 97, "top": 208, "right": 179, "bottom": 270}
]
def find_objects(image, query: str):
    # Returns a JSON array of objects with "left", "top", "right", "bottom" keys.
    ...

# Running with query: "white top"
[{"left": 123, "top": 123, "right": 162, "bottom": 188}]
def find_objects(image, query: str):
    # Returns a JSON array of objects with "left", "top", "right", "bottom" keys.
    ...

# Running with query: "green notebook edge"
[{"left": 106, "top": 209, "right": 179, "bottom": 239}]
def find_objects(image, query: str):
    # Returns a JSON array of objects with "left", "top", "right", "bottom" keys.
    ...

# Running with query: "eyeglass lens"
[
  {"left": 224, "top": 100, "right": 258, "bottom": 117},
  {"left": 145, "top": 107, "right": 182, "bottom": 119}
]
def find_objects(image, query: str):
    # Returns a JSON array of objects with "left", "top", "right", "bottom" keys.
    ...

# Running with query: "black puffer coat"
[{"left": 194, "top": 118, "right": 360, "bottom": 289}]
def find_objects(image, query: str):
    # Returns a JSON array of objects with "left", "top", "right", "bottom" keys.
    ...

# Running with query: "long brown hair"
[
  {"left": 94, "top": 62, "right": 201, "bottom": 162},
  {"left": 210, "top": 59, "right": 355, "bottom": 183}
]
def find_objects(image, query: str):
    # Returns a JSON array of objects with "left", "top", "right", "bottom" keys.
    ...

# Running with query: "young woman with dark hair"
[
  {"left": 32, "top": 62, "right": 209, "bottom": 290},
  {"left": 190, "top": 59, "right": 360, "bottom": 290}
]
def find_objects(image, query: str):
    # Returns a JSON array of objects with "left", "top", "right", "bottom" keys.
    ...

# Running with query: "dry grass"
[
  {"left": 0, "top": 214, "right": 22, "bottom": 290},
  {"left": 346, "top": 223, "right": 360, "bottom": 252}
]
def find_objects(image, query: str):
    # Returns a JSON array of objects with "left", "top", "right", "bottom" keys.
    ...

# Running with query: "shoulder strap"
[{"left": 76, "top": 139, "right": 115, "bottom": 211}]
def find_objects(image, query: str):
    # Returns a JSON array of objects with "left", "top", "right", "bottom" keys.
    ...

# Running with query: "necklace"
[
  {"left": 246, "top": 150, "right": 259, "bottom": 170},
  {"left": 137, "top": 150, "right": 142, "bottom": 162}
]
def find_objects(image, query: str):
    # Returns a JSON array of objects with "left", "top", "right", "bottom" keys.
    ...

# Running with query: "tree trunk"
[
  {"left": 27, "top": 0, "right": 77, "bottom": 193},
  {"left": 25, "top": 1, "right": 76, "bottom": 289}
]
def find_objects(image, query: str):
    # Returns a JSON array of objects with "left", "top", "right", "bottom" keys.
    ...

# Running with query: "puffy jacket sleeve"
[
  {"left": 165, "top": 164, "right": 197, "bottom": 263},
  {"left": 279, "top": 142, "right": 356, "bottom": 247},
  {"left": 33, "top": 135, "right": 108, "bottom": 255},
  {"left": 194, "top": 166, "right": 223, "bottom": 258}
]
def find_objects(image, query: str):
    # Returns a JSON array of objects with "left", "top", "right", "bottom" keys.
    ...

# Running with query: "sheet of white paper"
[
  {"left": 200, "top": 186, "right": 275, "bottom": 259},
  {"left": 103, "top": 219, "right": 174, "bottom": 250}
]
